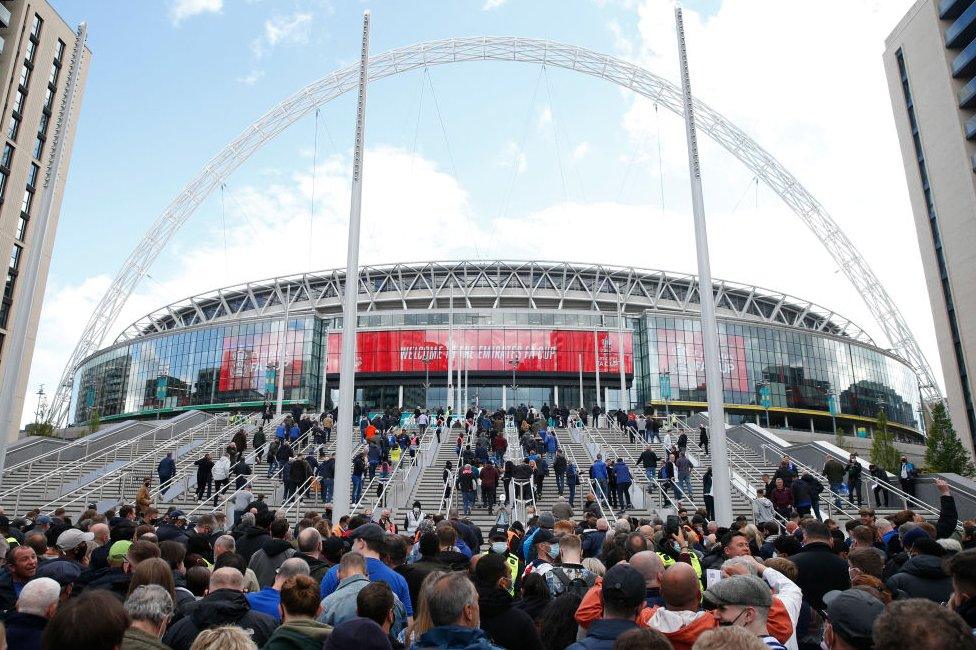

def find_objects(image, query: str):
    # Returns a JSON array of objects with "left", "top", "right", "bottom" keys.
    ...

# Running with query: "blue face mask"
[
  {"left": 491, "top": 542, "right": 508, "bottom": 555},
  {"left": 548, "top": 543, "right": 560, "bottom": 558}
]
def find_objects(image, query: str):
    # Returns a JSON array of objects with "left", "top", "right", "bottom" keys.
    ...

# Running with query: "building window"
[
  {"left": 37, "top": 113, "right": 48, "bottom": 137},
  {"left": 48, "top": 63, "right": 58, "bottom": 87},
  {"left": 31, "top": 14, "right": 42, "bottom": 40},
  {"left": 11, "top": 90, "right": 25, "bottom": 115},
  {"left": 7, "top": 115, "right": 20, "bottom": 141},
  {"left": 2, "top": 144, "right": 14, "bottom": 169},
  {"left": 24, "top": 39, "right": 36, "bottom": 64},
  {"left": 54, "top": 40, "right": 65, "bottom": 64},
  {"left": 0, "top": 170, "right": 8, "bottom": 202},
  {"left": 20, "top": 189, "right": 32, "bottom": 214},
  {"left": 9, "top": 244, "right": 21, "bottom": 271},
  {"left": 0, "top": 300, "right": 10, "bottom": 329},
  {"left": 15, "top": 215, "right": 27, "bottom": 241},
  {"left": 18, "top": 64, "right": 30, "bottom": 90},
  {"left": 2, "top": 271, "right": 13, "bottom": 299},
  {"left": 26, "top": 163, "right": 38, "bottom": 190},
  {"left": 32, "top": 136, "right": 43, "bottom": 160},
  {"left": 43, "top": 87, "right": 54, "bottom": 111}
]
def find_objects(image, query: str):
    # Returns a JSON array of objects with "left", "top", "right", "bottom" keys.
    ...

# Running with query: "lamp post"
[
  {"left": 659, "top": 371, "right": 671, "bottom": 419},
  {"left": 422, "top": 358, "right": 431, "bottom": 409},
  {"left": 509, "top": 357, "right": 520, "bottom": 407},
  {"left": 758, "top": 379, "right": 771, "bottom": 428}
]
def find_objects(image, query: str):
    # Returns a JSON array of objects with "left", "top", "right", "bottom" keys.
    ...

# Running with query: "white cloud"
[
  {"left": 26, "top": 147, "right": 482, "bottom": 427},
  {"left": 236, "top": 69, "right": 264, "bottom": 86},
  {"left": 482, "top": 0, "right": 507, "bottom": 10},
  {"left": 572, "top": 142, "right": 590, "bottom": 160},
  {"left": 250, "top": 12, "right": 314, "bottom": 58},
  {"left": 537, "top": 106, "right": 552, "bottom": 130},
  {"left": 169, "top": 0, "right": 222, "bottom": 26},
  {"left": 495, "top": 140, "right": 528, "bottom": 175}
]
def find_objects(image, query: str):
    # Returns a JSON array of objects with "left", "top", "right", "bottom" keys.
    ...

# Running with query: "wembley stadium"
[{"left": 68, "top": 260, "right": 924, "bottom": 438}]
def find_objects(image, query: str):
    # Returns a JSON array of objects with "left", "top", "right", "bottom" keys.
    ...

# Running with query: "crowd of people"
[{"left": 0, "top": 402, "right": 973, "bottom": 650}]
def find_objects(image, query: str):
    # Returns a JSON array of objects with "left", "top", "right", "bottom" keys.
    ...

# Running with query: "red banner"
[
  {"left": 218, "top": 330, "right": 305, "bottom": 392},
  {"left": 326, "top": 329, "right": 633, "bottom": 375}
]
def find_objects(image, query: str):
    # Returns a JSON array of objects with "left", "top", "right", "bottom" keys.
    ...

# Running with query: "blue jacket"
[
  {"left": 614, "top": 461, "right": 632, "bottom": 483},
  {"left": 567, "top": 619, "right": 639, "bottom": 650},
  {"left": 368, "top": 444, "right": 381, "bottom": 463},
  {"left": 275, "top": 424, "right": 299, "bottom": 440},
  {"left": 416, "top": 625, "right": 503, "bottom": 649},
  {"left": 246, "top": 586, "right": 282, "bottom": 622},
  {"left": 591, "top": 460, "right": 608, "bottom": 480},
  {"left": 158, "top": 456, "right": 175, "bottom": 478},
  {"left": 567, "top": 464, "right": 579, "bottom": 486},
  {"left": 545, "top": 435, "right": 557, "bottom": 453}
]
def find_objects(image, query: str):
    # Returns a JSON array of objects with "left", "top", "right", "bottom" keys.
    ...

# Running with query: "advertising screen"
[
  {"left": 326, "top": 329, "right": 633, "bottom": 375},
  {"left": 218, "top": 330, "right": 304, "bottom": 392},
  {"left": 656, "top": 330, "right": 748, "bottom": 392}
]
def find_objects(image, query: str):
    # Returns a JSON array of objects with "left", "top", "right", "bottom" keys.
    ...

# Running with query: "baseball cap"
[
  {"left": 36, "top": 560, "right": 83, "bottom": 586},
  {"left": 325, "top": 617, "right": 392, "bottom": 650},
  {"left": 108, "top": 540, "right": 132, "bottom": 562},
  {"left": 823, "top": 589, "right": 885, "bottom": 645},
  {"left": 703, "top": 575, "right": 773, "bottom": 608},
  {"left": 601, "top": 564, "right": 646, "bottom": 609},
  {"left": 902, "top": 527, "right": 930, "bottom": 550},
  {"left": 349, "top": 523, "right": 385, "bottom": 543},
  {"left": 36, "top": 515, "right": 52, "bottom": 525},
  {"left": 168, "top": 509, "right": 186, "bottom": 520},
  {"left": 56, "top": 528, "right": 94, "bottom": 551},
  {"left": 538, "top": 513, "right": 555, "bottom": 529}
]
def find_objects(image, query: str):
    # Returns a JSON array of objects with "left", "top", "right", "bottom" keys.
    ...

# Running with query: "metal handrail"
[
  {"left": 147, "top": 414, "right": 274, "bottom": 503},
  {"left": 37, "top": 414, "right": 230, "bottom": 515},
  {"left": 576, "top": 425, "right": 629, "bottom": 516},
  {"left": 4, "top": 418, "right": 158, "bottom": 475},
  {"left": 563, "top": 425, "right": 608, "bottom": 521},
  {"left": 0, "top": 415, "right": 206, "bottom": 503},
  {"left": 600, "top": 421, "right": 699, "bottom": 512},
  {"left": 437, "top": 429, "right": 467, "bottom": 515},
  {"left": 356, "top": 425, "right": 435, "bottom": 520}
]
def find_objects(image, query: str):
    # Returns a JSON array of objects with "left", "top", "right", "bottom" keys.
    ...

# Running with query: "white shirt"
[
  {"left": 762, "top": 567, "right": 802, "bottom": 650},
  {"left": 212, "top": 456, "right": 232, "bottom": 481}
]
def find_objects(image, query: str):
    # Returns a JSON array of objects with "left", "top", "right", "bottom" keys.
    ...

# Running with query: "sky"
[{"left": 28, "top": 0, "right": 928, "bottom": 426}]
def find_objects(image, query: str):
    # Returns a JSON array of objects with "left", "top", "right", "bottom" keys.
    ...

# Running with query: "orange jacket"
[
  {"left": 365, "top": 425, "right": 377, "bottom": 440},
  {"left": 575, "top": 578, "right": 793, "bottom": 646}
]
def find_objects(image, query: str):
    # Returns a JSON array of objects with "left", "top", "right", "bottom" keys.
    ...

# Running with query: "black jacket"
[
  {"left": 292, "top": 551, "right": 330, "bottom": 585},
  {"left": 636, "top": 450, "right": 658, "bottom": 469},
  {"left": 397, "top": 557, "right": 450, "bottom": 610},
  {"left": 435, "top": 550, "right": 470, "bottom": 572},
  {"left": 4, "top": 611, "right": 46, "bottom": 650},
  {"left": 886, "top": 554, "right": 953, "bottom": 603},
  {"left": 162, "top": 589, "right": 277, "bottom": 650},
  {"left": 236, "top": 526, "right": 271, "bottom": 564},
  {"left": 790, "top": 541, "right": 851, "bottom": 611},
  {"left": 77, "top": 566, "right": 131, "bottom": 600},
  {"left": 156, "top": 523, "right": 190, "bottom": 545},
  {"left": 477, "top": 583, "right": 544, "bottom": 650},
  {"left": 0, "top": 569, "right": 18, "bottom": 614}
]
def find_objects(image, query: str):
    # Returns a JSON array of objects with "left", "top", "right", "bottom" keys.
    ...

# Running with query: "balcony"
[
  {"left": 954, "top": 38, "right": 976, "bottom": 77},
  {"left": 946, "top": 1, "right": 976, "bottom": 48},
  {"left": 960, "top": 76, "right": 976, "bottom": 107},
  {"left": 967, "top": 114, "right": 976, "bottom": 139},
  {"left": 942, "top": 0, "right": 976, "bottom": 20}
]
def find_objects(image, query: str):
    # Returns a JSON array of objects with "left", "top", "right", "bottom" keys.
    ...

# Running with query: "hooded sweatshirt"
[
  {"left": 248, "top": 538, "right": 297, "bottom": 587},
  {"left": 642, "top": 608, "right": 716, "bottom": 650},
  {"left": 235, "top": 525, "right": 271, "bottom": 563},
  {"left": 886, "top": 554, "right": 953, "bottom": 603},
  {"left": 162, "top": 589, "right": 277, "bottom": 650},
  {"left": 262, "top": 618, "right": 333, "bottom": 650},
  {"left": 476, "top": 583, "right": 543, "bottom": 650}
]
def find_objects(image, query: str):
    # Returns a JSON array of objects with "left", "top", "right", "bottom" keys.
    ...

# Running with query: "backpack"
[{"left": 552, "top": 567, "right": 596, "bottom": 597}]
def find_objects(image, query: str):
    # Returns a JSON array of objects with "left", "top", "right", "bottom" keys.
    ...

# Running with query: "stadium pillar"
[
  {"left": 675, "top": 6, "right": 732, "bottom": 526},
  {"left": 594, "top": 330, "right": 602, "bottom": 410},
  {"left": 333, "top": 11, "right": 371, "bottom": 521}
]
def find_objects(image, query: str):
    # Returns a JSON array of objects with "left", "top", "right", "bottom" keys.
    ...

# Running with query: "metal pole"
[
  {"left": 617, "top": 307, "right": 628, "bottom": 412},
  {"left": 275, "top": 285, "right": 290, "bottom": 416},
  {"left": 594, "top": 330, "right": 602, "bottom": 410},
  {"left": 318, "top": 327, "right": 329, "bottom": 413},
  {"left": 675, "top": 6, "right": 732, "bottom": 525},
  {"left": 579, "top": 354, "right": 584, "bottom": 409},
  {"left": 0, "top": 23, "right": 87, "bottom": 475},
  {"left": 447, "top": 288, "right": 453, "bottom": 415},
  {"left": 333, "top": 11, "right": 371, "bottom": 521}
]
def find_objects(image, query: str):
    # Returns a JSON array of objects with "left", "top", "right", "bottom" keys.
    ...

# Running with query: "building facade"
[
  {"left": 0, "top": 0, "right": 89, "bottom": 439},
  {"left": 885, "top": 0, "right": 976, "bottom": 454},
  {"left": 70, "top": 261, "right": 924, "bottom": 439}
]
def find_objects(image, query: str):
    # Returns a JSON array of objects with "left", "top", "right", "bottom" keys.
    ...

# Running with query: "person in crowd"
[
  {"left": 193, "top": 453, "right": 216, "bottom": 503},
  {"left": 885, "top": 531, "right": 952, "bottom": 602},
  {"left": 704, "top": 575, "right": 785, "bottom": 649},
  {"left": 42, "top": 589, "right": 129, "bottom": 650},
  {"left": 544, "top": 534, "right": 596, "bottom": 598},
  {"left": 770, "top": 478, "right": 793, "bottom": 520},
  {"left": 474, "top": 550, "right": 543, "bottom": 650},
  {"left": 899, "top": 455, "right": 917, "bottom": 498},
  {"left": 414, "top": 571, "right": 502, "bottom": 649},
  {"left": 614, "top": 458, "right": 634, "bottom": 510},
  {"left": 262, "top": 574, "right": 333, "bottom": 649},
  {"left": 789, "top": 520, "right": 850, "bottom": 611},
  {"left": 872, "top": 598, "right": 976, "bottom": 649},
  {"left": 820, "top": 587, "right": 885, "bottom": 650},
  {"left": 356, "top": 581, "right": 402, "bottom": 649},
  {"left": 822, "top": 455, "right": 846, "bottom": 508},
  {"left": 567, "top": 563, "right": 644, "bottom": 650},
  {"left": 158, "top": 453, "right": 176, "bottom": 493},
  {"left": 845, "top": 454, "right": 863, "bottom": 507},
  {"left": 163, "top": 567, "right": 277, "bottom": 650},
  {"left": 5, "top": 576, "right": 59, "bottom": 650},
  {"left": 246, "top": 557, "right": 310, "bottom": 623},
  {"left": 122, "top": 584, "right": 174, "bottom": 650},
  {"left": 248, "top": 518, "right": 297, "bottom": 588},
  {"left": 211, "top": 448, "right": 233, "bottom": 509}
]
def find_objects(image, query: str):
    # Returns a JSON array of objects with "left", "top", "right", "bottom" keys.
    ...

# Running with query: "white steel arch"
[{"left": 47, "top": 37, "right": 942, "bottom": 425}]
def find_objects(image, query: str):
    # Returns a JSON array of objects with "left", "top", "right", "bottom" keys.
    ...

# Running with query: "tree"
[
  {"left": 870, "top": 410, "right": 900, "bottom": 473},
  {"left": 88, "top": 407, "right": 100, "bottom": 435},
  {"left": 835, "top": 424, "right": 849, "bottom": 452},
  {"left": 925, "top": 402, "right": 975, "bottom": 476},
  {"left": 25, "top": 421, "right": 54, "bottom": 437}
]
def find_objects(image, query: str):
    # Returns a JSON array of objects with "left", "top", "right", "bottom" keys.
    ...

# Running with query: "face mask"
[
  {"left": 548, "top": 543, "right": 560, "bottom": 558},
  {"left": 413, "top": 508, "right": 420, "bottom": 516},
  {"left": 491, "top": 542, "right": 508, "bottom": 554},
  {"left": 719, "top": 609, "right": 748, "bottom": 628}
]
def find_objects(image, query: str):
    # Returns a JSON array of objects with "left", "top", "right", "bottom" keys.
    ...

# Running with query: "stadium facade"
[{"left": 69, "top": 261, "right": 924, "bottom": 438}]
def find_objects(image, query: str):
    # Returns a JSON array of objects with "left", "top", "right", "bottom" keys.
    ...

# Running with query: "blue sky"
[{"left": 31, "top": 0, "right": 928, "bottom": 425}]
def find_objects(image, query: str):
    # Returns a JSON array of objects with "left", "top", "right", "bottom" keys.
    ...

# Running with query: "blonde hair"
[
  {"left": 581, "top": 557, "right": 606, "bottom": 577},
  {"left": 740, "top": 523, "right": 763, "bottom": 546},
  {"left": 692, "top": 625, "right": 766, "bottom": 650},
  {"left": 189, "top": 626, "right": 258, "bottom": 650},
  {"left": 410, "top": 570, "right": 447, "bottom": 641}
]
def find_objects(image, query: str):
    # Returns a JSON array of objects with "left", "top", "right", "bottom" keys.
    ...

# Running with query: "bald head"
[
  {"left": 629, "top": 551, "right": 665, "bottom": 588},
  {"left": 661, "top": 563, "right": 701, "bottom": 611},
  {"left": 596, "top": 518, "right": 609, "bottom": 532},
  {"left": 90, "top": 523, "right": 110, "bottom": 545},
  {"left": 209, "top": 567, "right": 244, "bottom": 592}
]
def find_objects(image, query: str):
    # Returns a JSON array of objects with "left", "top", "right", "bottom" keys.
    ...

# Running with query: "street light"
[
  {"left": 422, "top": 358, "right": 431, "bottom": 409},
  {"left": 757, "top": 379, "right": 771, "bottom": 428},
  {"left": 509, "top": 356, "right": 520, "bottom": 406},
  {"left": 659, "top": 371, "right": 672, "bottom": 419}
]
